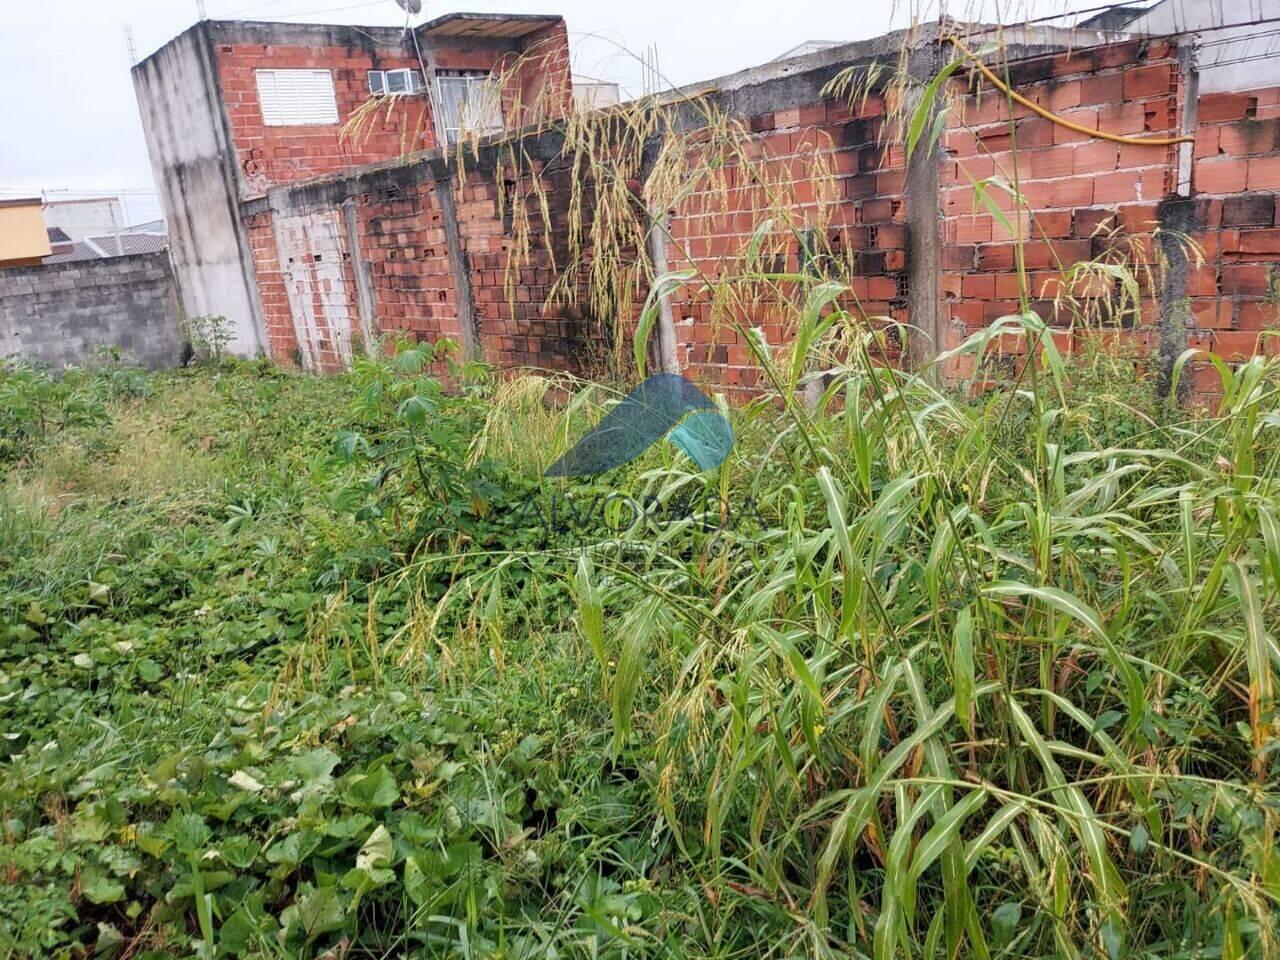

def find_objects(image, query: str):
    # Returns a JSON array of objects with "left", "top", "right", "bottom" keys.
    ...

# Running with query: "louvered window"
[{"left": 255, "top": 69, "right": 340, "bottom": 126}]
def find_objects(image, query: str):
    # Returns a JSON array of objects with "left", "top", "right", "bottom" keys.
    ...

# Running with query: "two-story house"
[{"left": 133, "top": 13, "right": 572, "bottom": 357}]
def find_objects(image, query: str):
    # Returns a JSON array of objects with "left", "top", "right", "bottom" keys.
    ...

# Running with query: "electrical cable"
[
  {"left": 947, "top": 34, "right": 1194, "bottom": 147},
  {"left": 266, "top": 0, "right": 387, "bottom": 20},
  {"left": 1197, "top": 27, "right": 1280, "bottom": 48},
  {"left": 1202, "top": 48, "right": 1280, "bottom": 67}
]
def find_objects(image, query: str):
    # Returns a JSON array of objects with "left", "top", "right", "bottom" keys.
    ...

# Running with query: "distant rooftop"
[
  {"left": 1076, "top": 5, "right": 1151, "bottom": 30},
  {"left": 417, "top": 12, "right": 561, "bottom": 39},
  {"left": 44, "top": 232, "right": 168, "bottom": 265}
]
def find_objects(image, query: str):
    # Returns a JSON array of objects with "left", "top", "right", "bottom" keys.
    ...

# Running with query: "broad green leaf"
[{"left": 342, "top": 766, "right": 398, "bottom": 810}]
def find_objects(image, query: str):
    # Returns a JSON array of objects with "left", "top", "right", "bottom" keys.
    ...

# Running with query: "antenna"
[
  {"left": 394, "top": 0, "right": 423, "bottom": 14},
  {"left": 641, "top": 44, "right": 662, "bottom": 96},
  {"left": 196, "top": 0, "right": 207, "bottom": 19},
  {"left": 124, "top": 25, "right": 138, "bottom": 64}
]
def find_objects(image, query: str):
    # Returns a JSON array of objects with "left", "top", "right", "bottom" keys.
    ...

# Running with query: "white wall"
[
  {"left": 42, "top": 199, "right": 125, "bottom": 240},
  {"left": 132, "top": 26, "right": 267, "bottom": 358},
  {"left": 1128, "top": 0, "right": 1280, "bottom": 92}
]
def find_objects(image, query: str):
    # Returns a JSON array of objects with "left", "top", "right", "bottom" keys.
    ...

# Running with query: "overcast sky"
[{"left": 1, "top": 0, "right": 1083, "bottom": 225}]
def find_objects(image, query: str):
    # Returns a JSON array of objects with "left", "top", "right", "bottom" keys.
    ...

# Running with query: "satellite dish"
[{"left": 394, "top": 0, "right": 423, "bottom": 14}]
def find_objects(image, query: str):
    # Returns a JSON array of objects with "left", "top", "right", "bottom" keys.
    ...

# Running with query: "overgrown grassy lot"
[{"left": 2, "top": 329, "right": 1278, "bottom": 959}]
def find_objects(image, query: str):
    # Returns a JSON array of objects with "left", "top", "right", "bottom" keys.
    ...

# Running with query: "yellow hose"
[{"left": 947, "top": 35, "right": 1194, "bottom": 147}]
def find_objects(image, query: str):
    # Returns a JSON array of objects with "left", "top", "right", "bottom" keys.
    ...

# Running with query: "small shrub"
[
  {"left": 184, "top": 314, "right": 234, "bottom": 363},
  {"left": 0, "top": 364, "right": 105, "bottom": 466}
]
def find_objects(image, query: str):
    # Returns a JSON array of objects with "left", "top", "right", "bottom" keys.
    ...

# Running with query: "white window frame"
[
  {"left": 255, "top": 69, "right": 340, "bottom": 127},
  {"left": 368, "top": 68, "right": 424, "bottom": 97},
  {"left": 435, "top": 70, "right": 504, "bottom": 145}
]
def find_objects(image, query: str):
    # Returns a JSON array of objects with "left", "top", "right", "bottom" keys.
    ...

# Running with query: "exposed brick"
[
  {"left": 943, "top": 245, "right": 978, "bottom": 270},
  {"left": 1222, "top": 193, "right": 1276, "bottom": 226},
  {"left": 1192, "top": 300, "right": 1233, "bottom": 329},
  {"left": 1247, "top": 156, "right": 1280, "bottom": 190},
  {"left": 1123, "top": 64, "right": 1172, "bottom": 100},
  {"left": 1078, "top": 73, "right": 1124, "bottom": 106},
  {"left": 1217, "top": 120, "right": 1280, "bottom": 157},
  {"left": 1021, "top": 176, "right": 1095, "bottom": 208},
  {"left": 1073, "top": 207, "right": 1116, "bottom": 238},
  {"left": 1236, "top": 229, "right": 1280, "bottom": 254},
  {"left": 1221, "top": 264, "right": 1272, "bottom": 296},
  {"left": 954, "top": 215, "right": 993, "bottom": 244},
  {"left": 1197, "top": 159, "right": 1249, "bottom": 194},
  {"left": 1199, "top": 93, "right": 1254, "bottom": 123},
  {"left": 1238, "top": 301, "right": 1277, "bottom": 330},
  {"left": 1210, "top": 330, "right": 1263, "bottom": 361},
  {"left": 1031, "top": 210, "right": 1073, "bottom": 239},
  {"left": 1074, "top": 140, "right": 1119, "bottom": 172},
  {"left": 1028, "top": 148, "right": 1075, "bottom": 179},
  {"left": 977, "top": 243, "right": 1017, "bottom": 270}
]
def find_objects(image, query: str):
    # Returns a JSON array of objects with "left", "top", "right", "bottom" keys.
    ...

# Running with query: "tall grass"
[
  {"left": 409, "top": 304, "right": 1280, "bottom": 957},
  {"left": 394, "top": 21, "right": 1280, "bottom": 958}
]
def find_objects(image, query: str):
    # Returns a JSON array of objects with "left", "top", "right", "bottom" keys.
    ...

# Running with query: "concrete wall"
[
  {"left": 133, "top": 25, "right": 268, "bottom": 357},
  {"left": 0, "top": 252, "right": 183, "bottom": 370},
  {"left": 42, "top": 198, "right": 126, "bottom": 241}
]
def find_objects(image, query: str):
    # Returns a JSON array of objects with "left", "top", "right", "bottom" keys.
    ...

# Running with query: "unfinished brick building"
[
  {"left": 134, "top": 7, "right": 1280, "bottom": 398},
  {"left": 133, "top": 12, "right": 573, "bottom": 364}
]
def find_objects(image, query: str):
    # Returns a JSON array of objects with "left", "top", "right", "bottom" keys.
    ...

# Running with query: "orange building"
[{"left": 0, "top": 198, "right": 53, "bottom": 268}]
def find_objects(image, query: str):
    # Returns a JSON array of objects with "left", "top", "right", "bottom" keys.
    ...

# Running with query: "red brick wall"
[
  {"left": 213, "top": 26, "right": 573, "bottom": 201},
  {"left": 455, "top": 162, "right": 603, "bottom": 372},
  {"left": 243, "top": 209, "right": 298, "bottom": 363},
  {"left": 250, "top": 206, "right": 364, "bottom": 372},
  {"left": 496, "top": 21, "right": 575, "bottom": 128},
  {"left": 426, "top": 23, "right": 573, "bottom": 128},
  {"left": 665, "top": 93, "right": 908, "bottom": 396},
  {"left": 237, "top": 34, "right": 1280, "bottom": 394},
  {"left": 355, "top": 181, "right": 464, "bottom": 347},
  {"left": 940, "top": 40, "right": 1183, "bottom": 378},
  {"left": 1188, "top": 87, "right": 1280, "bottom": 380},
  {"left": 215, "top": 42, "right": 435, "bottom": 198}
]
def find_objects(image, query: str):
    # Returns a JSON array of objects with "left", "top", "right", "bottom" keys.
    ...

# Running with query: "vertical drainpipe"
[
  {"left": 904, "top": 31, "right": 946, "bottom": 380},
  {"left": 1157, "top": 39, "right": 1200, "bottom": 398}
]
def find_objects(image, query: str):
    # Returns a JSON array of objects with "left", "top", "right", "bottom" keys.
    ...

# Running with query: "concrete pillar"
[
  {"left": 1157, "top": 42, "right": 1201, "bottom": 398},
  {"left": 644, "top": 214, "right": 682, "bottom": 375},
  {"left": 341, "top": 198, "right": 379, "bottom": 352},
  {"left": 904, "top": 39, "right": 947, "bottom": 377},
  {"left": 432, "top": 169, "right": 481, "bottom": 361}
]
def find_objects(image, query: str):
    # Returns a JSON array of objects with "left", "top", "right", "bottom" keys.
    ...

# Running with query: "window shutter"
[{"left": 255, "top": 70, "right": 339, "bottom": 126}]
